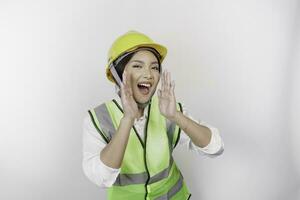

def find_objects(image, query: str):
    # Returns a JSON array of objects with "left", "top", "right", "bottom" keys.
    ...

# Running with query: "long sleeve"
[
  {"left": 178, "top": 103, "right": 225, "bottom": 158},
  {"left": 82, "top": 113, "right": 120, "bottom": 188}
]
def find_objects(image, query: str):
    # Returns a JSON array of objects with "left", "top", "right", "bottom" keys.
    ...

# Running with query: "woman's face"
[{"left": 124, "top": 50, "right": 161, "bottom": 104}]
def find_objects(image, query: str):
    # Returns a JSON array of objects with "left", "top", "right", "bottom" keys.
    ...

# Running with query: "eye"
[
  {"left": 152, "top": 66, "right": 159, "bottom": 71},
  {"left": 133, "top": 65, "right": 142, "bottom": 68}
]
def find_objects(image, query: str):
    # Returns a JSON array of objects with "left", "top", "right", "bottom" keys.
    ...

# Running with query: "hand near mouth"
[
  {"left": 158, "top": 70, "right": 178, "bottom": 121},
  {"left": 120, "top": 71, "right": 139, "bottom": 120}
]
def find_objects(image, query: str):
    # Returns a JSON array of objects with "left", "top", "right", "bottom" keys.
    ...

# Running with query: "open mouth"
[{"left": 137, "top": 82, "right": 152, "bottom": 95}]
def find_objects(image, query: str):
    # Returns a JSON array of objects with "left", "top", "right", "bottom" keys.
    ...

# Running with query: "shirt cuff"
[
  {"left": 189, "top": 121, "right": 224, "bottom": 156},
  {"left": 96, "top": 156, "right": 121, "bottom": 187}
]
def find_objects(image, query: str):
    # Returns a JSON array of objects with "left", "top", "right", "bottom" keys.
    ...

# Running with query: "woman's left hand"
[{"left": 157, "top": 70, "right": 178, "bottom": 121}]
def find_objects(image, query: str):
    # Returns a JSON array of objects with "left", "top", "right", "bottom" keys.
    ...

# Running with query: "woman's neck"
[{"left": 137, "top": 107, "right": 144, "bottom": 119}]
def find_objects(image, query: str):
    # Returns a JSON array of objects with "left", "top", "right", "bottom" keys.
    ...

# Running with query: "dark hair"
[
  {"left": 114, "top": 47, "right": 161, "bottom": 81},
  {"left": 115, "top": 52, "right": 135, "bottom": 81}
]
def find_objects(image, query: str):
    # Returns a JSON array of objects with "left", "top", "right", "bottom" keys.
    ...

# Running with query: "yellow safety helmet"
[{"left": 105, "top": 30, "right": 168, "bottom": 83}]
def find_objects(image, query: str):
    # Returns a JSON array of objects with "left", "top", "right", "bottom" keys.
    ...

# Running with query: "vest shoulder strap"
[
  {"left": 89, "top": 100, "right": 183, "bottom": 148},
  {"left": 88, "top": 102, "right": 117, "bottom": 144}
]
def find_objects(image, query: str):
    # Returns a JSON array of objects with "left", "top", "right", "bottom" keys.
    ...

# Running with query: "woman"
[{"left": 82, "top": 30, "right": 224, "bottom": 200}]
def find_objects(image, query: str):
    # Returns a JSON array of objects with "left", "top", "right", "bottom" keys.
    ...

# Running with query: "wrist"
[
  {"left": 169, "top": 111, "right": 181, "bottom": 122},
  {"left": 122, "top": 116, "right": 135, "bottom": 125}
]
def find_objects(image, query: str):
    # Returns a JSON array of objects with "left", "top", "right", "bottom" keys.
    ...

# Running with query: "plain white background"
[{"left": 1, "top": 0, "right": 300, "bottom": 199}]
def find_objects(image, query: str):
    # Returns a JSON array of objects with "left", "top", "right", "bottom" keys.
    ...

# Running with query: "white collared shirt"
[{"left": 82, "top": 96, "right": 224, "bottom": 188}]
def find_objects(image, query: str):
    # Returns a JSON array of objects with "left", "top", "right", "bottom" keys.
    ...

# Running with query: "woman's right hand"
[{"left": 120, "top": 71, "right": 139, "bottom": 121}]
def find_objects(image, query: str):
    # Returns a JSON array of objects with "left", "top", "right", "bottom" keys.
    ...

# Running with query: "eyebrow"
[{"left": 130, "top": 60, "right": 159, "bottom": 64}]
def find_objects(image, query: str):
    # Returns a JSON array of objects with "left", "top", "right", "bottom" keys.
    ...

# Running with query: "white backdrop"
[{"left": 1, "top": 0, "right": 299, "bottom": 199}]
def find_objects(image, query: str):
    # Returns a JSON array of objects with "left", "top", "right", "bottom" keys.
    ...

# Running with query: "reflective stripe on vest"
[
  {"left": 113, "top": 156, "right": 174, "bottom": 186},
  {"left": 154, "top": 171, "right": 184, "bottom": 200},
  {"left": 88, "top": 95, "right": 191, "bottom": 199}
]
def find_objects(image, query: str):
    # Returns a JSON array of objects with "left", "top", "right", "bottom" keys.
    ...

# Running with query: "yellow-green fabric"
[{"left": 88, "top": 95, "right": 191, "bottom": 200}]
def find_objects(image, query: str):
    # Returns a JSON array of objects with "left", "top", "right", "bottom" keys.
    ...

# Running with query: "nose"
[{"left": 143, "top": 67, "right": 153, "bottom": 79}]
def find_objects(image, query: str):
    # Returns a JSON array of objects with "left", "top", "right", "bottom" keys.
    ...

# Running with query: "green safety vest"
[{"left": 88, "top": 95, "right": 192, "bottom": 200}]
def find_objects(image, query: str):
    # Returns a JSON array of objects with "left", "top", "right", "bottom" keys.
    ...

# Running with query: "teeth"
[{"left": 139, "top": 83, "right": 151, "bottom": 88}]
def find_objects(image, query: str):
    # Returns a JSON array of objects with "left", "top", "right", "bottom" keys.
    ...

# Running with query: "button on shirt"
[{"left": 82, "top": 97, "right": 224, "bottom": 188}]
